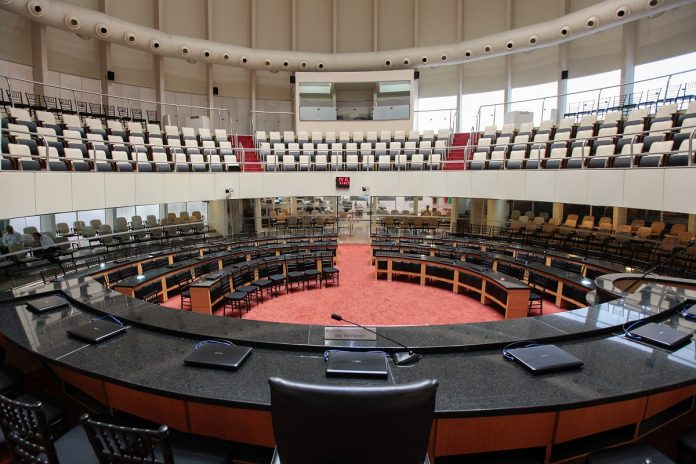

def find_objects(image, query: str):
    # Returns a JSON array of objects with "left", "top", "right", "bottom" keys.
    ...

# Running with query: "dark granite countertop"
[{"left": 0, "top": 241, "right": 695, "bottom": 416}]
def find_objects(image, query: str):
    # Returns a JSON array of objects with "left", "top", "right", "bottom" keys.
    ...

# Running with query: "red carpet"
[{"left": 162, "top": 244, "right": 564, "bottom": 326}]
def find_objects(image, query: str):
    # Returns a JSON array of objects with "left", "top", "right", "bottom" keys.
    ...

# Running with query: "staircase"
[
  {"left": 235, "top": 135, "right": 263, "bottom": 172},
  {"left": 445, "top": 133, "right": 475, "bottom": 170}
]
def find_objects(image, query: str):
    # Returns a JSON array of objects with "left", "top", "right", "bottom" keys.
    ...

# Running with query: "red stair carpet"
[
  {"left": 445, "top": 132, "right": 472, "bottom": 170},
  {"left": 162, "top": 244, "right": 564, "bottom": 326},
  {"left": 236, "top": 134, "right": 263, "bottom": 172}
]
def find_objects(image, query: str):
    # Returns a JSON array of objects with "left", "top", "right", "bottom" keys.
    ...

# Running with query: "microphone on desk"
[
  {"left": 330, "top": 313, "right": 421, "bottom": 365},
  {"left": 624, "top": 241, "right": 696, "bottom": 294}
]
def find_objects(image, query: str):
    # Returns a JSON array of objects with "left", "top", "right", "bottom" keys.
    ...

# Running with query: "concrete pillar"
[
  {"left": 30, "top": 23, "right": 48, "bottom": 97},
  {"left": 449, "top": 198, "right": 458, "bottom": 233},
  {"left": 486, "top": 199, "right": 508, "bottom": 228},
  {"left": 206, "top": 200, "right": 228, "bottom": 237},
  {"left": 468, "top": 199, "right": 485, "bottom": 226},
  {"left": 413, "top": 197, "right": 419, "bottom": 215},
  {"left": 556, "top": 0, "right": 569, "bottom": 124},
  {"left": 205, "top": 0, "right": 215, "bottom": 125},
  {"left": 613, "top": 207, "right": 627, "bottom": 231},
  {"left": 254, "top": 198, "right": 263, "bottom": 232},
  {"left": 98, "top": 0, "right": 111, "bottom": 106},
  {"left": 290, "top": 197, "right": 297, "bottom": 215},
  {"left": 552, "top": 202, "right": 564, "bottom": 221},
  {"left": 155, "top": 0, "right": 166, "bottom": 121},
  {"left": 620, "top": 22, "right": 637, "bottom": 102},
  {"left": 688, "top": 214, "right": 696, "bottom": 233},
  {"left": 503, "top": 0, "right": 513, "bottom": 114}
]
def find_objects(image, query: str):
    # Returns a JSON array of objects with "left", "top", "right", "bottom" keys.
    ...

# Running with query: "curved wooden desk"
[{"left": 0, "top": 239, "right": 694, "bottom": 464}]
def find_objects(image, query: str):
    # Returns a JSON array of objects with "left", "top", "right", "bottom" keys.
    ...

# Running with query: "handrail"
[
  {"left": 474, "top": 67, "right": 696, "bottom": 133},
  {"left": 1, "top": 74, "right": 233, "bottom": 133},
  {"left": 2, "top": 123, "right": 695, "bottom": 172}
]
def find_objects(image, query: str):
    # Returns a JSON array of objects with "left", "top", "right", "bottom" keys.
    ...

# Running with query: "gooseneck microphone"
[
  {"left": 330, "top": 313, "right": 421, "bottom": 365},
  {"left": 624, "top": 241, "right": 696, "bottom": 293}
]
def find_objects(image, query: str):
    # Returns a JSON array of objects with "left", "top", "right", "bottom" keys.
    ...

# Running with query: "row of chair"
[
  {"left": 255, "top": 128, "right": 451, "bottom": 147},
  {"left": 564, "top": 86, "right": 695, "bottom": 120},
  {"left": 4, "top": 106, "right": 232, "bottom": 149},
  {"left": 0, "top": 88, "right": 158, "bottom": 123}
]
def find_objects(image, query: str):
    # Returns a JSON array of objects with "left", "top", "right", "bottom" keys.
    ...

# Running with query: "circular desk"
[{"left": 1, "top": 241, "right": 695, "bottom": 463}]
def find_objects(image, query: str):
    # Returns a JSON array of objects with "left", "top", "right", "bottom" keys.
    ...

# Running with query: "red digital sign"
[{"left": 335, "top": 176, "right": 350, "bottom": 189}]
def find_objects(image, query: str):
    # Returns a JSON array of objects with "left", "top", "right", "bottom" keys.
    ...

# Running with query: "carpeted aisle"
[{"left": 163, "top": 244, "right": 564, "bottom": 326}]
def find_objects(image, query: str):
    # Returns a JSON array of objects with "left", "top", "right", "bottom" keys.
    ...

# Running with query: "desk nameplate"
[{"left": 324, "top": 326, "right": 377, "bottom": 341}]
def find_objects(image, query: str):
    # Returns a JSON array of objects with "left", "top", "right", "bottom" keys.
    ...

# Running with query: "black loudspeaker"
[
  {"left": 290, "top": 75, "right": 296, "bottom": 84},
  {"left": 213, "top": 86, "right": 219, "bottom": 95},
  {"left": 414, "top": 71, "right": 420, "bottom": 80},
  {"left": 561, "top": 70, "right": 569, "bottom": 80},
  {"left": 106, "top": 70, "right": 115, "bottom": 81}
]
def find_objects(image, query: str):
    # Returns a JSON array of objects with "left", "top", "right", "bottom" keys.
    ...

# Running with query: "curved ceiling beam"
[{"left": 0, "top": 0, "right": 692, "bottom": 72}]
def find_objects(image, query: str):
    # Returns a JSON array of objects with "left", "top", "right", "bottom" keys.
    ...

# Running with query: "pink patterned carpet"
[{"left": 162, "top": 244, "right": 564, "bottom": 326}]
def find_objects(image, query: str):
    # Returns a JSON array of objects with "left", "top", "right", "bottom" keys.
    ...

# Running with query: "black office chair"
[
  {"left": 268, "top": 377, "right": 438, "bottom": 464},
  {"left": 80, "top": 413, "right": 234, "bottom": 464},
  {"left": 0, "top": 394, "right": 97, "bottom": 464}
]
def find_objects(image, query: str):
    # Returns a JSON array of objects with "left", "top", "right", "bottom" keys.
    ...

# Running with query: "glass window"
[
  {"left": 633, "top": 52, "right": 696, "bottom": 109},
  {"left": 461, "top": 90, "right": 505, "bottom": 132},
  {"left": 55, "top": 212, "right": 77, "bottom": 229},
  {"left": 77, "top": 209, "right": 106, "bottom": 228},
  {"left": 565, "top": 70, "right": 620, "bottom": 117},
  {"left": 510, "top": 81, "right": 558, "bottom": 126},
  {"left": 416, "top": 96, "right": 457, "bottom": 132},
  {"left": 116, "top": 207, "right": 136, "bottom": 222},
  {"left": 136, "top": 204, "right": 160, "bottom": 221}
]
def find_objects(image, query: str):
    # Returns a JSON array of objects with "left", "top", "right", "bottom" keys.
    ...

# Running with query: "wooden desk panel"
[
  {"left": 187, "top": 402, "right": 275, "bottom": 447},
  {"left": 554, "top": 397, "right": 646, "bottom": 443},
  {"left": 104, "top": 383, "right": 189, "bottom": 432},
  {"left": 434, "top": 413, "right": 556, "bottom": 456}
]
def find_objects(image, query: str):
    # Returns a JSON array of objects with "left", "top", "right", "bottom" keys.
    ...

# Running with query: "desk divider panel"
[
  {"left": 553, "top": 397, "right": 646, "bottom": 444},
  {"left": 434, "top": 412, "right": 556, "bottom": 456},
  {"left": 52, "top": 365, "right": 108, "bottom": 404},
  {"left": 186, "top": 402, "right": 275, "bottom": 447},
  {"left": 104, "top": 382, "right": 189, "bottom": 432}
]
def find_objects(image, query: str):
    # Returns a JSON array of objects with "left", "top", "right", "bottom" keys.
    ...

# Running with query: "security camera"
[
  {"left": 225, "top": 187, "right": 234, "bottom": 194},
  {"left": 362, "top": 186, "right": 369, "bottom": 192}
]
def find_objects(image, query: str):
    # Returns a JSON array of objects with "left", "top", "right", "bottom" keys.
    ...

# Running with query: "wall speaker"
[
  {"left": 213, "top": 86, "right": 219, "bottom": 95},
  {"left": 414, "top": 70, "right": 420, "bottom": 80},
  {"left": 561, "top": 70, "right": 569, "bottom": 80},
  {"left": 290, "top": 75, "right": 296, "bottom": 84},
  {"left": 106, "top": 70, "right": 115, "bottom": 81}
]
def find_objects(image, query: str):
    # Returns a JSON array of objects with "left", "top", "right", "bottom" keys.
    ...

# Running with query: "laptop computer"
[
  {"left": 628, "top": 322, "right": 693, "bottom": 350},
  {"left": 682, "top": 305, "right": 696, "bottom": 321},
  {"left": 325, "top": 351, "right": 389, "bottom": 379},
  {"left": 184, "top": 343, "right": 253, "bottom": 370},
  {"left": 506, "top": 344, "right": 584, "bottom": 374},
  {"left": 67, "top": 319, "right": 128, "bottom": 344},
  {"left": 25, "top": 295, "right": 69, "bottom": 314}
]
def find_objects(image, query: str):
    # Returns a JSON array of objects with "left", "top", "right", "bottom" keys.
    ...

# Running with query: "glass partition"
[{"left": 298, "top": 80, "right": 410, "bottom": 121}]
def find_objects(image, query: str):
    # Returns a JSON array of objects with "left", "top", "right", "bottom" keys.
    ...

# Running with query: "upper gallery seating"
[
  {"left": 254, "top": 129, "right": 450, "bottom": 171},
  {"left": 467, "top": 101, "right": 696, "bottom": 170},
  {"left": 1, "top": 108, "right": 237, "bottom": 172}
]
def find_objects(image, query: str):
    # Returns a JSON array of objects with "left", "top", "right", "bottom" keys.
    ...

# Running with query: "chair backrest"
[
  {"left": 0, "top": 394, "right": 59, "bottom": 464},
  {"left": 269, "top": 377, "right": 438, "bottom": 464},
  {"left": 80, "top": 414, "right": 174, "bottom": 464}
]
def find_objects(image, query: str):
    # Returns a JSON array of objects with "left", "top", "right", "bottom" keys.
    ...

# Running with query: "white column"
[
  {"left": 206, "top": 0, "right": 215, "bottom": 125},
  {"left": 486, "top": 199, "right": 508, "bottom": 228},
  {"left": 155, "top": 0, "right": 166, "bottom": 121},
  {"left": 556, "top": 0, "right": 569, "bottom": 124},
  {"left": 620, "top": 22, "right": 637, "bottom": 102},
  {"left": 30, "top": 23, "right": 48, "bottom": 97},
  {"left": 503, "top": 0, "right": 513, "bottom": 114}
]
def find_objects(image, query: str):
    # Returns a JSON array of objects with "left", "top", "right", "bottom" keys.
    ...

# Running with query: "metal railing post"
[{"left": 5, "top": 76, "right": 13, "bottom": 108}]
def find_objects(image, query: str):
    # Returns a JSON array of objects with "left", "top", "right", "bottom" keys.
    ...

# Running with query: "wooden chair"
[{"left": 80, "top": 413, "right": 234, "bottom": 464}]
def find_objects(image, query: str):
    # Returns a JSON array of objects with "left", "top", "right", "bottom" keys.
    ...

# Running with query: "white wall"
[{"left": 2, "top": 169, "right": 696, "bottom": 220}]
